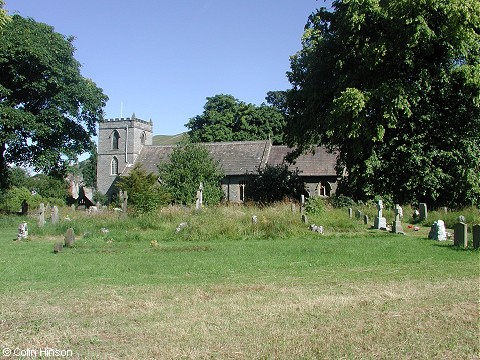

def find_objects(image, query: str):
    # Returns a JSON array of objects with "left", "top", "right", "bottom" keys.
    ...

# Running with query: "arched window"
[
  {"left": 140, "top": 131, "right": 146, "bottom": 145},
  {"left": 111, "top": 130, "right": 120, "bottom": 150},
  {"left": 317, "top": 181, "right": 330, "bottom": 197},
  {"left": 111, "top": 157, "right": 119, "bottom": 175}
]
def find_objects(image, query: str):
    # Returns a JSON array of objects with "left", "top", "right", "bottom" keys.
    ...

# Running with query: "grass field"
[{"left": 0, "top": 205, "right": 478, "bottom": 359}]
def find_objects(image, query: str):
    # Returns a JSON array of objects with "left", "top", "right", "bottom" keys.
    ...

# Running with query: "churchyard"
[{"left": 1, "top": 202, "right": 479, "bottom": 359}]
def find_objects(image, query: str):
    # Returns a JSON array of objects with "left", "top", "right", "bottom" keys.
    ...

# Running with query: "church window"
[
  {"left": 111, "top": 157, "right": 119, "bottom": 175},
  {"left": 112, "top": 130, "right": 120, "bottom": 150},
  {"left": 140, "top": 131, "right": 146, "bottom": 145},
  {"left": 239, "top": 181, "right": 246, "bottom": 202}
]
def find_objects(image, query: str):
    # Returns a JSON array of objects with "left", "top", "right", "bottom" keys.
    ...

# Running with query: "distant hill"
[{"left": 152, "top": 133, "right": 187, "bottom": 145}]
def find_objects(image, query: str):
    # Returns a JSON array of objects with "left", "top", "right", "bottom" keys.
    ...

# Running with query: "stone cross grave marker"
[
  {"left": 392, "top": 204, "right": 404, "bottom": 234},
  {"left": 374, "top": 200, "right": 387, "bottom": 230},
  {"left": 51, "top": 206, "right": 59, "bottom": 225},
  {"left": 38, "top": 203, "right": 45, "bottom": 227},
  {"left": 453, "top": 222, "right": 468, "bottom": 248},
  {"left": 473, "top": 224, "right": 480, "bottom": 249}
]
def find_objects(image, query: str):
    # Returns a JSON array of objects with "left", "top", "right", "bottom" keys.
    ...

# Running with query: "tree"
[
  {"left": 78, "top": 148, "right": 97, "bottom": 188},
  {"left": 186, "top": 94, "right": 286, "bottom": 144},
  {"left": 0, "top": 15, "right": 108, "bottom": 189},
  {"left": 117, "top": 165, "right": 171, "bottom": 213},
  {"left": 0, "top": 0, "right": 9, "bottom": 30},
  {"left": 158, "top": 142, "right": 224, "bottom": 205},
  {"left": 286, "top": 0, "right": 480, "bottom": 207},
  {"left": 245, "top": 164, "right": 306, "bottom": 204}
]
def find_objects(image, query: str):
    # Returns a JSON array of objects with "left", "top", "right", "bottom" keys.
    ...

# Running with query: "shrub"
[
  {"left": 245, "top": 164, "right": 306, "bottom": 204},
  {"left": 305, "top": 197, "right": 326, "bottom": 215}
]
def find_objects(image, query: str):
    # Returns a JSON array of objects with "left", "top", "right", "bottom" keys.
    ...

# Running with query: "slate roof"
[
  {"left": 122, "top": 141, "right": 337, "bottom": 177},
  {"left": 267, "top": 146, "right": 338, "bottom": 176}
]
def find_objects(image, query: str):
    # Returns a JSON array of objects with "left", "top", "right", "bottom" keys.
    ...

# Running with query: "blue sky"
[{"left": 5, "top": 0, "right": 331, "bottom": 136}]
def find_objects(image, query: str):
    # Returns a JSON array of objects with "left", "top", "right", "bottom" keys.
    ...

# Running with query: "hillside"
[{"left": 152, "top": 133, "right": 187, "bottom": 145}]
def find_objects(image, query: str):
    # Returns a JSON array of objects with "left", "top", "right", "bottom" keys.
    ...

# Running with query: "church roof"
[{"left": 122, "top": 141, "right": 337, "bottom": 177}]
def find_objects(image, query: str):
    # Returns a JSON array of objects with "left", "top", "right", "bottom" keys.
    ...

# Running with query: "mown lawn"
[{"left": 0, "top": 207, "right": 478, "bottom": 359}]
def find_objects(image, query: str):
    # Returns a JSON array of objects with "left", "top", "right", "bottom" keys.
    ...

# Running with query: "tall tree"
[
  {"left": 158, "top": 142, "right": 224, "bottom": 205},
  {"left": 286, "top": 0, "right": 480, "bottom": 207},
  {"left": 186, "top": 94, "right": 286, "bottom": 144},
  {"left": 0, "top": 0, "right": 9, "bottom": 29},
  {"left": 0, "top": 15, "right": 108, "bottom": 188}
]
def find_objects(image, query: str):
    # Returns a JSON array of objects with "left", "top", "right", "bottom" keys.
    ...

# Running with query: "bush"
[
  {"left": 305, "top": 197, "right": 326, "bottom": 215},
  {"left": 245, "top": 164, "right": 306, "bottom": 204}
]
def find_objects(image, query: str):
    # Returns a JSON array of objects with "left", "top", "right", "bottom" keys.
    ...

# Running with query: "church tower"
[{"left": 96, "top": 114, "right": 153, "bottom": 200}]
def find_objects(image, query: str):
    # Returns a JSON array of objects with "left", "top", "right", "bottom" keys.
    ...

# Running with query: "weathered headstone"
[
  {"left": 38, "top": 203, "right": 45, "bottom": 227},
  {"left": 364, "top": 214, "right": 369, "bottom": 225},
  {"left": 53, "top": 241, "right": 63, "bottom": 253},
  {"left": 348, "top": 208, "right": 353, "bottom": 218},
  {"left": 51, "top": 206, "right": 59, "bottom": 225},
  {"left": 374, "top": 200, "right": 387, "bottom": 230},
  {"left": 71, "top": 204, "right": 75, "bottom": 211},
  {"left": 252, "top": 215, "right": 258, "bottom": 225},
  {"left": 392, "top": 204, "right": 404, "bottom": 234},
  {"left": 302, "top": 214, "right": 308, "bottom": 224},
  {"left": 64, "top": 228, "right": 75, "bottom": 248},
  {"left": 309, "top": 224, "right": 324, "bottom": 234},
  {"left": 428, "top": 220, "right": 447, "bottom": 241},
  {"left": 457, "top": 215, "right": 466, "bottom": 223},
  {"left": 291, "top": 203, "right": 296, "bottom": 213},
  {"left": 453, "top": 222, "right": 468, "bottom": 248},
  {"left": 300, "top": 195, "right": 305, "bottom": 214},
  {"left": 419, "top": 203, "right": 428, "bottom": 221},
  {"left": 121, "top": 190, "right": 128, "bottom": 213},
  {"left": 473, "top": 224, "right": 480, "bottom": 249},
  {"left": 355, "top": 209, "right": 362, "bottom": 220},
  {"left": 17, "top": 222, "right": 28, "bottom": 241},
  {"left": 195, "top": 182, "right": 203, "bottom": 210}
]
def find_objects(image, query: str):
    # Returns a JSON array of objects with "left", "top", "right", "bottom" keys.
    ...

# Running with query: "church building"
[{"left": 97, "top": 116, "right": 339, "bottom": 203}]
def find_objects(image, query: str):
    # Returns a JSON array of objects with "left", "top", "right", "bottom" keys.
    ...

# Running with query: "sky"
[{"left": 5, "top": 0, "right": 332, "bottom": 136}]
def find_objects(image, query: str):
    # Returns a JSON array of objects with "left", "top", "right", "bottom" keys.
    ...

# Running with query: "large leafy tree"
[
  {"left": 0, "top": 15, "right": 108, "bottom": 189},
  {"left": 286, "top": 0, "right": 480, "bottom": 207},
  {"left": 186, "top": 94, "right": 286, "bottom": 144},
  {"left": 158, "top": 142, "right": 224, "bottom": 205}
]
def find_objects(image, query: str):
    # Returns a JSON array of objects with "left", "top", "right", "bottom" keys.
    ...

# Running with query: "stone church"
[{"left": 97, "top": 116, "right": 339, "bottom": 203}]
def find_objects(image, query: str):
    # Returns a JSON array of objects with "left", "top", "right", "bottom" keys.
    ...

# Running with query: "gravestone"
[
  {"left": 457, "top": 215, "right": 466, "bottom": 223},
  {"left": 38, "top": 203, "right": 45, "bottom": 227},
  {"left": 300, "top": 195, "right": 305, "bottom": 214},
  {"left": 355, "top": 209, "right": 362, "bottom": 220},
  {"left": 64, "top": 228, "right": 75, "bottom": 248},
  {"left": 309, "top": 224, "right": 324, "bottom": 234},
  {"left": 121, "top": 190, "right": 128, "bottom": 213},
  {"left": 348, "top": 208, "right": 353, "bottom": 218},
  {"left": 302, "top": 214, "right": 308, "bottom": 224},
  {"left": 53, "top": 241, "right": 63, "bottom": 253},
  {"left": 21, "top": 200, "right": 29, "bottom": 216},
  {"left": 252, "top": 215, "right": 258, "bottom": 225},
  {"left": 291, "top": 203, "right": 296, "bottom": 213},
  {"left": 374, "top": 200, "right": 387, "bottom": 230},
  {"left": 195, "top": 182, "right": 203, "bottom": 210},
  {"left": 392, "top": 204, "right": 404, "bottom": 234},
  {"left": 473, "top": 224, "right": 480, "bottom": 249},
  {"left": 364, "top": 214, "right": 369, "bottom": 225},
  {"left": 51, "top": 206, "right": 59, "bottom": 225},
  {"left": 428, "top": 220, "right": 447, "bottom": 241},
  {"left": 71, "top": 204, "right": 75, "bottom": 211},
  {"left": 419, "top": 203, "right": 428, "bottom": 221},
  {"left": 453, "top": 222, "right": 468, "bottom": 248},
  {"left": 17, "top": 222, "right": 28, "bottom": 241}
]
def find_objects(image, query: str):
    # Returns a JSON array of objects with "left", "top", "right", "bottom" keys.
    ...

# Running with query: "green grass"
[{"left": 0, "top": 204, "right": 478, "bottom": 359}]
